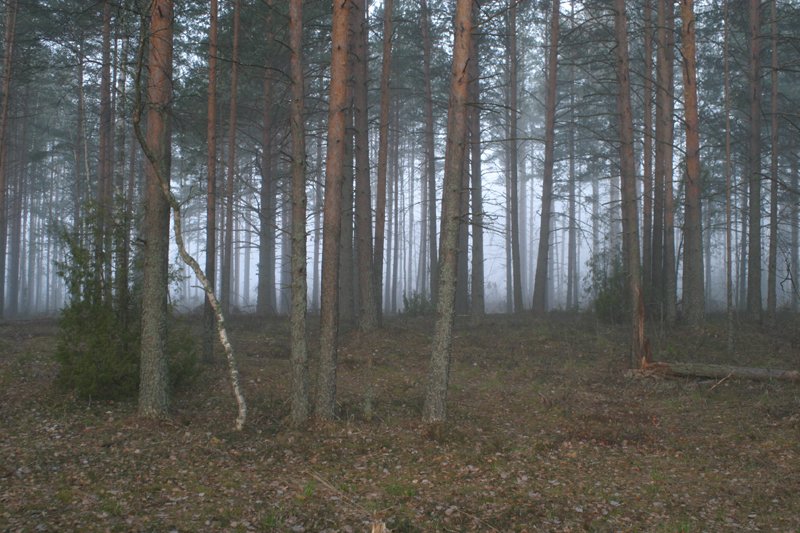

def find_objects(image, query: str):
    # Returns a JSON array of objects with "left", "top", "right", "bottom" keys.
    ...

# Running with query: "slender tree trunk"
[
  {"left": 642, "top": 0, "right": 653, "bottom": 294},
  {"left": 532, "top": 0, "right": 559, "bottom": 313},
  {"left": 567, "top": 32, "right": 577, "bottom": 311},
  {"left": 374, "top": 0, "right": 392, "bottom": 325},
  {"left": 746, "top": 0, "right": 762, "bottom": 323},
  {"left": 662, "top": 0, "right": 677, "bottom": 325},
  {"left": 423, "top": 0, "right": 472, "bottom": 423},
  {"left": 791, "top": 161, "right": 798, "bottom": 310},
  {"left": 221, "top": 0, "right": 240, "bottom": 316},
  {"left": 353, "top": 0, "right": 377, "bottom": 331},
  {"left": 98, "top": 0, "right": 113, "bottom": 259},
  {"left": 385, "top": 127, "right": 394, "bottom": 313},
  {"left": 421, "top": 0, "right": 438, "bottom": 301},
  {"left": 739, "top": 176, "right": 748, "bottom": 311},
  {"left": 138, "top": 0, "right": 173, "bottom": 419},
  {"left": 680, "top": 0, "right": 704, "bottom": 326},
  {"left": 7, "top": 110, "right": 24, "bottom": 317},
  {"left": 203, "top": 0, "right": 218, "bottom": 362},
  {"left": 724, "top": 0, "right": 734, "bottom": 353},
  {"left": 766, "top": 0, "right": 778, "bottom": 324},
  {"left": 288, "top": 0, "right": 309, "bottom": 425},
  {"left": 456, "top": 138, "right": 469, "bottom": 314},
  {"left": 469, "top": 9, "right": 484, "bottom": 319},
  {"left": 507, "top": 0, "right": 523, "bottom": 312},
  {"left": 258, "top": 69, "right": 277, "bottom": 316},
  {"left": 74, "top": 45, "right": 85, "bottom": 231},
  {"left": 315, "top": 0, "right": 349, "bottom": 420},
  {"left": 312, "top": 137, "right": 323, "bottom": 312},
  {"left": 614, "top": 0, "right": 646, "bottom": 366},
  {"left": 652, "top": 0, "right": 669, "bottom": 311}
]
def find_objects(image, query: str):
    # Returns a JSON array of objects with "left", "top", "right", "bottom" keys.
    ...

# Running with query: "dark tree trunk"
[
  {"left": 288, "top": 0, "right": 309, "bottom": 425},
  {"left": 421, "top": 0, "right": 438, "bottom": 301},
  {"left": 221, "top": 0, "right": 241, "bottom": 316},
  {"left": 374, "top": 0, "right": 393, "bottom": 325},
  {"left": 746, "top": 0, "right": 762, "bottom": 323},
  {"left": 766, "top": 0, "right": 778, "bottom": 324},
  {"left": 203, "top": 0, "right": 218, "bottom": 362},
  {"left": 469, "top": 9, "right": 484, "bottom": 319},
  {"left": 642, "top": 0, "right": 653, "bottom": 294},
  {"left": 508, "top": 0, "right": 523, "bottom": 312},
  {"left": 532, "top": 0, "right": 559, "bottom": 313},
  {"left": 138, "top": 0, "right": 173, "bottom": 419},
  {"left": 0, "top": 0, "right": 18, "bottom": 318},
  {"left": 353, "top": 0, "right": 377, "bottom": 331},
  {"left": 258, "top": 69, "right": 277, "bottom": 316},
  {"left": 680, "top": 0, "right": 704, "bottom": 326}
]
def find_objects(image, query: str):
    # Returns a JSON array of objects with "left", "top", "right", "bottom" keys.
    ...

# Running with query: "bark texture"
[
  {"left": 746, "top": 0, "right": 762, "bottom": 323},
  {"left": 422, "top": 0, "right": 472, "bottom": 423},
  {"left": 288, "top": 0, "right": 309, "bottom": 425},
  {"left": 315, "top": 0, "right": 349, "bottom": 420},
  {"left": 680, "top": 0, "right": 705, "bottom": 326},
  {"left": 614, "top": 0, "right": 647, "bottom": 366},
  {"left": 203, "top": 0, "right": 218, "bottom": 363},
  {"left": 138, "top": 0, "right": 173, "bottom": 419},
  {"left": 532, "top": 0, "right": 559, "bottom": 313}
]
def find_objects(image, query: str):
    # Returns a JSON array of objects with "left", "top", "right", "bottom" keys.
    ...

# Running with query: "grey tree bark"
[{"left": 422, "top": 0, "right": 472, "bottom": 423}]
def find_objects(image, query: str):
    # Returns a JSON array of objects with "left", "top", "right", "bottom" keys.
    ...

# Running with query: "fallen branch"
[{"left": 644, "top": 361, "right": 800, "bottom": 383}]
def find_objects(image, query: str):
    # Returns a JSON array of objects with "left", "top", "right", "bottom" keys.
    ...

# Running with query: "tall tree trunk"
[
  {"left": 680, "top": 0, "right": 704, "bottom": 326},
  {"left": 661, "top": 0, "right": 677, "bottom": 325},
  {"left": 642, "top": 0, "right": 653, "bottom": 294},
  {"left": 98, "top": 0, "right": 113, "bottom": 261},
  {"left": 312, "top": 137, "right": 323, "bottom": 312},
  {"left": 456, "top": 138, "right": 469, "bottom": 314},
  {"left": 614, "top": 0, "right": 646, "bottom": 366},
  {"left": 203, "top": 0, "right": 218, "bottom": 362},
  {"left": 792, "top": 162, "right": 798, "bottom": 310},
  {"left": 739, "top": 176, "right": 748, "bottom": 311},
  {"left": 221, "top": 0, "right": 241, "bottom": 316},
  {"left": 288, "top": 0, "right": 309, "bottom": 425},
  {"left": 508, "top": 0, "right": 523, "bottom": 312},
  {"left": 353, "top": 0, "right": 377, "bottom": 331},
  {"left": 766, "top": 0, "right": 778, "bottom": 324},
  {"left": 258, "top": 69, "right": 277, "bottom": 316},
  {"left": 8, "top": 110, "right": 24, "bottom": 317},
  {"left": 567, "top": 21, "right": 577, "bottom": 311},
  {"left": 374, "top": 0, "right": 393, "bottom": 325},
  {"left": 0, "top": 0, "right": 18, "bottom": 319},
  {"left": 652, "top": 0, "right": 669, "bottom": 311},
  {"left": 422, "top": 0, "right": 472, "bottom": 423},
  {"left": 138, "top": 0, "right": 173, "bottom": 419},
  {"left": 532, "top": 0, "right": 559, "bottom": 313},
  {"left": 469, "top": 8, "right": 484, "bottom": 319},
  {"left": 74, "top": 45, "right": 85, "bottom": 232},
  {"left": 746, "top": 0, "right": 762, "bottom": 323},
  {"left": 724, "top": 0, "right": 734, "bottom": 354},
  {"left": 421, "top": 0, "right": 438, "bottom": 301},
  {"left": 315, "top": 0, "right": 349, "bottom": 420},
  {"left": 339, "top": 105, "right": 355, "bottom": 324}
]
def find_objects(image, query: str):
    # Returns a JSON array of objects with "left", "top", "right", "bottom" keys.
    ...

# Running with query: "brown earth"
[{"left": 1, "top": 313, "right": 799, "bottom": 532}]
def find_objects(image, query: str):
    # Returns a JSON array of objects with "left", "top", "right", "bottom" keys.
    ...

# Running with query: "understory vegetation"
[{"left": 2, "top": 313, "right": 799, "bottom": 532}]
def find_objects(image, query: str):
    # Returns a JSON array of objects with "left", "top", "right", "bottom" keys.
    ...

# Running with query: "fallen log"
[{"left": 643, "top": 361, "right": 800, "bottom": 383}]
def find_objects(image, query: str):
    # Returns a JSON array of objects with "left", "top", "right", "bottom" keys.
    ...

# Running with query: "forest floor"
[{"left": 2, "top": 312, "right": 800, "bottom": 532}]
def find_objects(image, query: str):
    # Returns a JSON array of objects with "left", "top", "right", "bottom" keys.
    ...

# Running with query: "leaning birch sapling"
[{"left": 133, "top": 10, "right": 246, "bottom": 430}]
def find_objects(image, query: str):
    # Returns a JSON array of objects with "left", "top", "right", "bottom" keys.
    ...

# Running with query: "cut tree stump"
[{"left": 643, "top": 361, "right": 800, "bottom": 383}]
